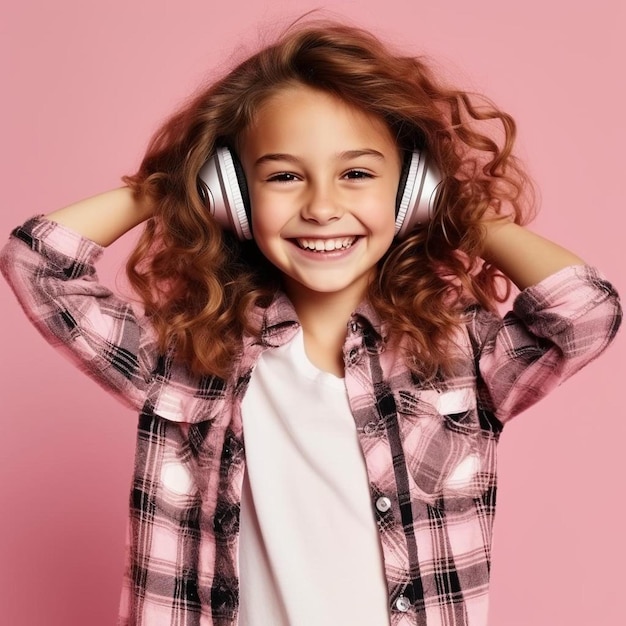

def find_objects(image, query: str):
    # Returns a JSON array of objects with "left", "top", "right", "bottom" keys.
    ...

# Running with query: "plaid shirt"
[{"left": 1, "top": 216, "right": 621, "bottom": 626}]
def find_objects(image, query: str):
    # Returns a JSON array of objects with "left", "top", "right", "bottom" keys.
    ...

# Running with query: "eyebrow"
[{"left": 254, "top": 149, "right": 385, "bottom": 167}]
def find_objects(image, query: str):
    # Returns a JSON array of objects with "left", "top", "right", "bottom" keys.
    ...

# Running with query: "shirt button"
[
  {"left": 363, "top": 421, "right": 377, "bottom": 435},
  {"left": 348, "top": 347, "right": 361, "bottom": 364},
  {"left": 395, "top": 595, "right": 411, "bottom": 612},
  {"left": 376, "top": 496, "right": 392, "bottom": 512}
]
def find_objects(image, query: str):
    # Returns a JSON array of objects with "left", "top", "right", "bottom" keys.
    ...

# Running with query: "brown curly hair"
[{"left": 123, "top": 20, "right": 534, "bottom": 379}]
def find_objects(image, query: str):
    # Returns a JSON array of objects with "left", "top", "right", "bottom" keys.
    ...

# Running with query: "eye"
[
  {"left": 343, "top": 169, "right": 374, "bottom": 180},
  {"left": 267, "top": 172, "right": 300, "bottom": 183}
]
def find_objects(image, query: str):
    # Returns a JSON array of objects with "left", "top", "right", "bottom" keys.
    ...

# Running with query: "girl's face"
[{"left": 240, "top": 84, "right": 401, "bottom": 308}]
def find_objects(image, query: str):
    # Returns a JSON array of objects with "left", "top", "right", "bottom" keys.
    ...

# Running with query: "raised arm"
[
  {"left": 0, "top": 188, "right": 157, "bottom": 409},
  {"left": 46, "top": 187, "right": 153, "bottom": 247},
  {"left": 471, "top": 220, "right": 621, "bottom": 423},
  {"left": 481, "top": 220, "right": 585, "bottom": 290}
]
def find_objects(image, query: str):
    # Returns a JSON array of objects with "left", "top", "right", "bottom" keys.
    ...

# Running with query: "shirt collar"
[{"left": 251, "top": 290, "right": 387, "bottom": 349}]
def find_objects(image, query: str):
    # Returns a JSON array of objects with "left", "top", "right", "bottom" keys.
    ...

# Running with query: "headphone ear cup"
[
  {"left": 197, "top": 146, "right": 252, "bottom": 240},
  {"left": 395, "top": 150, "right": 443, "bottom": 239}
]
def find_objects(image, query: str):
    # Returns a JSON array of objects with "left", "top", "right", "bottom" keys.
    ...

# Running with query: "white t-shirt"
[{"left": 239, "top": 329, "right": 391, "bottom": 626}]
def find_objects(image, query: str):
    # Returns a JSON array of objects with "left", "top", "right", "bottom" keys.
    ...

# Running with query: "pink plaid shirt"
[{"left": 1, "top": 216, "right": 621, "bottom": 626}]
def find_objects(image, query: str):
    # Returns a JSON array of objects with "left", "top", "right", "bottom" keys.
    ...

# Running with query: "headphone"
[{"left": 198, "top": 146, "right": 443, "bottom": 241}]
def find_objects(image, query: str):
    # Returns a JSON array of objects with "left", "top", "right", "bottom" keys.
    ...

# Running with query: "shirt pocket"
[
  {"left": 397, "top": 388, "right": 496, "bottom": 512},
  {"left": 152, "top": 452, "right": 202, "bottom": 523},
  {"left": 136, "top": 373, "right": 228, "bottom": 523},
  {"left": 133, "top": 411, "right": 204, "bottom": 524}
]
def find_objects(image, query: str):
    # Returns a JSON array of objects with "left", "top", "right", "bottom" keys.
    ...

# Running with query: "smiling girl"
[{"left": 1, "top": 20, "right": 621, "bottom": 626}]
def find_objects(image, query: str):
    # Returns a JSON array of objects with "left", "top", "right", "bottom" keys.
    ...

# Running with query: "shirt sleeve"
[
  {"left": 468, "top": 264, "right": 622, "bottom": 425},
  {"left": 0, "top": 216, "right": 156, "bottom": 410}
]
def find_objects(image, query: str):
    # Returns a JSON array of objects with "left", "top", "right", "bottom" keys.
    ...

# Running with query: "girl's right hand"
[{"left": 46, "top": 187, "right": 153, "bottom": 247}]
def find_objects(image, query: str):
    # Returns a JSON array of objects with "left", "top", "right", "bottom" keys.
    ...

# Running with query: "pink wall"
[{"left": 1, "top": 1, "right": 623, "bottom": 624}]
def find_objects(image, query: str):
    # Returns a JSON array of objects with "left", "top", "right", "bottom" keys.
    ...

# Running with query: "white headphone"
[{"left": 198, "top": 146, "right": 443, "bottom": 240}]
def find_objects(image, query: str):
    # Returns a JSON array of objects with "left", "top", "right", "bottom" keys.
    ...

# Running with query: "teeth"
[{"left": 296, "top": 237, "right": 356, "bottom": 251}]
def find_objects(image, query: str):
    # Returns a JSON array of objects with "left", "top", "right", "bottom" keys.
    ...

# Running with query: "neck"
[
  {"left": 285, "top": 280, "right": 366, "bottom": 334},
  {"left": 283, "top": 281, "right": 368, "bottom": 377}
]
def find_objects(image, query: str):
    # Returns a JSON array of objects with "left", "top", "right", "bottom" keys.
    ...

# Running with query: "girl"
[{"left": 1, "top": 20, "right": 621, "bottom": 626}]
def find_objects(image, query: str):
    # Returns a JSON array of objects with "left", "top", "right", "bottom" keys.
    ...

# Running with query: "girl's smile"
[
  {"left": 293, "top": 236, "right": 357, "bottom": 253},
  {"left": 288, "top": 235, "right": 364, "bottom": 264},
  {"left": 239, "top": 83, "right": 402, "bottom": 311}
]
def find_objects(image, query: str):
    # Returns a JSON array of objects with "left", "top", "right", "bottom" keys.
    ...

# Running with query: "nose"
[{"left": 300, "top": 182, "right": 343, "bottom": 225}]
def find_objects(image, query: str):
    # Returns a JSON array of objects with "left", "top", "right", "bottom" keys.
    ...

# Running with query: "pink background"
[{"left": 1, "top": 1, "right": 623, "bottom": 624}]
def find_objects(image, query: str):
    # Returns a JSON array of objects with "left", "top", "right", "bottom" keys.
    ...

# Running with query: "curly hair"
[{"left": 123, "top": 19, "right": 534, "bottom": 379}]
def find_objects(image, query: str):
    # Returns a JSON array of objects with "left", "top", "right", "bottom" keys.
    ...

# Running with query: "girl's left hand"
[{"left": 480, "top": 221, "right": 585, "bottom": 290}]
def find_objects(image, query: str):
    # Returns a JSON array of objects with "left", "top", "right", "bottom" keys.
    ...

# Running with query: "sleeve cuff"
[
  {"left": 513, "top": 264, "right": 619, "bottom": 334},
  {"left": 11, "top": 215, "right": 104, "bottom": 270}
]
